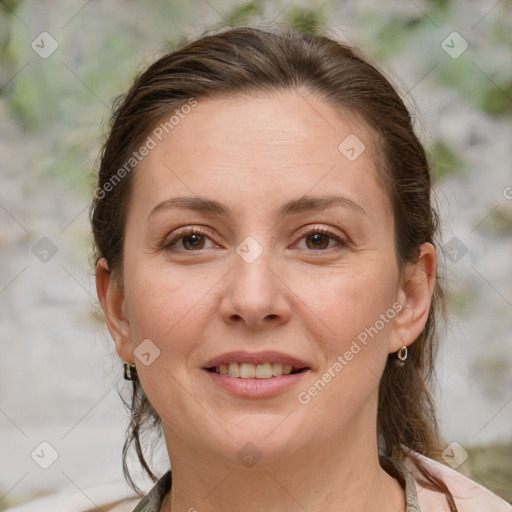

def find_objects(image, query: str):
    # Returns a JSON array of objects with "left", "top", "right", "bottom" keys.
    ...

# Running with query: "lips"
[{"left": 203, "top": 350, "right": 311, "bottom": 398}]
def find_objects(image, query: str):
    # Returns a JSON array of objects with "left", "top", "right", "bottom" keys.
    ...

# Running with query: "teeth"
[
  {"left": 256, "top": 363, "right": 272, "bottom": 379},
  {"left": 271, "top": 363, "right": 283, "bottom": 376},
  {"left": 240, "top": 363, "right": 256, "bottom": 378},
  {"left": 213, "top": 362, "right": 298, "bottom": 379},
  {"left": 228, "top": 363, "right": 240, "bottom": 377}
]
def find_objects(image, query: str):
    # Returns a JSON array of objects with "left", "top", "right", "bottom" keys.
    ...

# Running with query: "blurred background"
[{"left": 0, "top": 0, "right": 511, "bottom": 508}]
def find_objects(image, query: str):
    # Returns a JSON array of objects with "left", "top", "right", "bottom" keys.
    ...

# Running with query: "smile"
[{"left": 208, "top": 362, "right": 307, "bottom": 379}]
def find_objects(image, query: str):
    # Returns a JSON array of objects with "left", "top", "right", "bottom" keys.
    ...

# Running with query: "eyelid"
[
  {"left": 293, "top": 224, "right": 347, "bottom": 249},
  {"left": 163, "top": 226, "right": 216, "bottom": 249},
  {"left": 163, "top": 224, "right": 348, "bottom": 252}
]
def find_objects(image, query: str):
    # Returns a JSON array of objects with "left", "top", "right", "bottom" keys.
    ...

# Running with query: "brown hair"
[{"left": 90, "top": 26, "right": 456, "bottom": 509}]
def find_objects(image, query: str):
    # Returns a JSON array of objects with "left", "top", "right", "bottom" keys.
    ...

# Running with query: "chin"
[{"left": 208, "top": 418, "right": 308, "bottom": 468}]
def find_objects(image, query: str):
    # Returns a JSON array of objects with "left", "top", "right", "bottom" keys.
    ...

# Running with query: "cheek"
[
  {"left": 294, "top": 262, "right": 398, "bottom": 346},
  {"left": 125, "top": 263, "right": 210, "bottom": 338},
  {"left": 122, "top": 264, "right": 216, "bottom": 412},
  {"left": 291, "top": 268, "right": 397, "bottom": 432}
]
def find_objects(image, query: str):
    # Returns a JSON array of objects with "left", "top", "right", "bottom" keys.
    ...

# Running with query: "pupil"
[
  {"left": 185, "top": 233, "right": 203, "bottom": 249},
  {"left": 308, "top": 233, "right": 328, "bottom": 249}
]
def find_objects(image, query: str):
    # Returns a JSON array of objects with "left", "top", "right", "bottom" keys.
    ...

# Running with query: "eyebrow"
[{"left": 148, "top": 194, "right": 367, "bottom": 221}]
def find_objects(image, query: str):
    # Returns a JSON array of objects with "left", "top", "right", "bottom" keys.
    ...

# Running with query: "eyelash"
[{"left": 163, "top": 226, "right": 347, "bottom": 253}]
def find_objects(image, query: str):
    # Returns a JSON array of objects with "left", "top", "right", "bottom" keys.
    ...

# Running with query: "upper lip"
[{"left": 203, "top": 350, "right": 311, "bottom": 370}]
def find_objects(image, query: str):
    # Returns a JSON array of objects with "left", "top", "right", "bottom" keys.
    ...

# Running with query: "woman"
[{"left": 91, "top": 27, "right": 511, "bottom": 512}]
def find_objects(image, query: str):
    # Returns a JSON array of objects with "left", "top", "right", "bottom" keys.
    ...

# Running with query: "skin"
[{"left": 96, "top": 90, "right": 436, "bottom": 512}]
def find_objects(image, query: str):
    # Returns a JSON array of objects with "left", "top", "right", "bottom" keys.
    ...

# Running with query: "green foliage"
[
  {"left": 478, "top": 206, "right": 512, "bottom": 236},
  {"left": 356, "top": 9, "right": 423, "bottom": 60},
  {"left": 435, "top": 50, "right": 512, "bottom": 117},
  {"left": 425, "top": 0, "right": 452, "bottom": 16},
  {"left": 50, "top": 142, "right": 98, "bottom": 197},
  {"left": 8, "top": 64, "right": 53, "bottom": 129},
  {"left": 429, "top": 139, "right": 466, "bottom": 181},
  {"left": 0, "top": 0, "right": 24, "bottom": 15},
  {"left": 285, "top": 6, "right": 326, "bottom": 36},
  {"left": 356, "top": 0, "right": 512, "bottom": 118},
  {"left": 488, "top": 17, "right": 512, "bottom": 47},
  {"left": 479, "top": 79, "right": 512, "bottom": 116},
  {"left": 466, "top": 442, "right": 512, "bottom": 503},
  {"left": 448, "top": 282, "right": 475, "bottom": 316},
  {"left": 0, "top": 0, "right": 22, "bottom": 72},
  {"left": 223, "top": 2, "right": 327, "bottom": 35},
  {"left": 225, "top": 1, "right": 263, "bottom": 26}
]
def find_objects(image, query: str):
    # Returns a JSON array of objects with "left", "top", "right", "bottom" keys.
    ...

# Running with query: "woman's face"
[{"left": 99, "top": 91, "right": 434, "bottom": 466}]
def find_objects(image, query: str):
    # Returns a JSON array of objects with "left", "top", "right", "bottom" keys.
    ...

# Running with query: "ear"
[
  {"left": 95, "top": 258, "right": 134, "bottom": 363},
  {"left": 390, "top": 242, "right": 437, "bottom": 353}
]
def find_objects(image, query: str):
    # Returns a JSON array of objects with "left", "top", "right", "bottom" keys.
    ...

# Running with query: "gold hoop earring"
[
  {"left": 124, "top": 362, "right": 137, "bottom": 381},
  {"left": 396, "top": 343, "right": 408, "bottom": 367}
]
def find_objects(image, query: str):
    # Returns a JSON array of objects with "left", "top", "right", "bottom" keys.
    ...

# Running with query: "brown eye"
[
  {"left": 296, "top": 227, "right": 346, "bottom": 251},
  {"left": 182, "top": 233, "right": 206, "bottom": 250},
  {"left": 305, "top": 232, "right": 331, "bottom": 250},
  {"left": 164, "top": 228, "right": 214, "bottom": 252}
]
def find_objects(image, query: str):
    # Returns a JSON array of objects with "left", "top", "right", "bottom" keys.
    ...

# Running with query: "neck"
[{"left": 159, "top": 420, "right": 405, "bottom": 512}]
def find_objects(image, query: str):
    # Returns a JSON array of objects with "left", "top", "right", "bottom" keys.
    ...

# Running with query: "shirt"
[
  {"left": 117, "top": 451, "right": 512, "bottom": 512},
  {"left": 7, "top": 451, "right": 510, "bottom": 512}
]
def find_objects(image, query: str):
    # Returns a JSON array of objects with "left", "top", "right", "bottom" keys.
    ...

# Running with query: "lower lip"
[{"left": 204, "top": 369, "right": 310, "bottom": 398}]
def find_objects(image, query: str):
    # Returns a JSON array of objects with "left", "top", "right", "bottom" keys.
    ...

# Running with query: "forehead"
[
  {"left": 157, "top": 90, "right": 376, "bottom": 156},
  {"left": 131, "top": 90, "right": 390, "bottom": 221}
]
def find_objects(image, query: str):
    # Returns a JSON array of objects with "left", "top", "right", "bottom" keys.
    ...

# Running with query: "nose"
[{"left": 219, "top": 246, "right": 292, "bottom": 330}]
